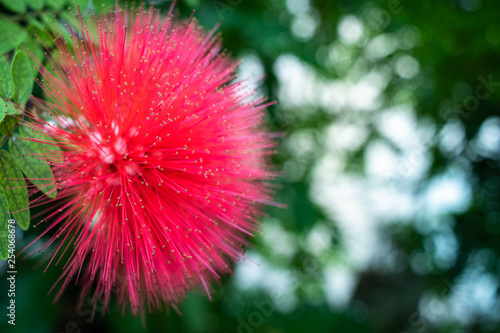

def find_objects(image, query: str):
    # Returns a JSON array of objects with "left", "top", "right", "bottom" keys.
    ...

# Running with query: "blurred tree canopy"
[{"left": 0, "top": 0, "right": 499, "bottom": 332}]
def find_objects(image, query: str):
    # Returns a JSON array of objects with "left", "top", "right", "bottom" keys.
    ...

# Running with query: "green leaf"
[
  {"left": 91, "top": 0, "right": 115, "bottom": 14},
  {"left": 24, "top": 126, "right": 63, "bottom": 167},
  {"left": 184, "top": 0, "right": 200, "bottom": 8},
  {"left": 70, "top": 0, "right": 89, "bottom": 10},
  {"left": 0, "top": 0, "right": 26, "bottom": 13},
  {"left": 0, "top": 186, "right": 10, "bottom": 260},
  {"left": 0, "top": 101, "right": 6, "bottom": 123},
  {"left": 28, "top": 0, "right": 45, "bottom": 10},
  {"left": 22, "top": 125, "right": 62, "bottom": 155},
  {"left": 0, "top": 56, "right": 14, "bottom": 99},
  {"left": 0, "top": 20, "right": 28, "bottom": 54},
  {"left": 11, "top": 50, "right": 34, "bottom": 106},
  {"left": 3, "top": 100, "right": 21, "bottom": 115},
  {"left": 0, "top": 98, "right": 18, "bottom": 120},
  {"left": 45, "top": 0, "right": 65, "bottom": 11},
  {"left": 27, "top": 19, "right": 54, "bottom": 47},
  {"left": 19, "top": 39, "right": 45, "bottom": 71},
  {"left": 9, "top": 127, "right": 57, "bottom": 199},
  {"left": 0, "top": 115, "right": 18, "bottom": 136},
  {"left": 0, "top": 150, "right": 29, "bottom": 230}
]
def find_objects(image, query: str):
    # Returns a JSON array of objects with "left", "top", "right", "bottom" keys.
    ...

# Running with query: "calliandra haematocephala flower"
[{"left": 20, "top": 4, "right": 279, "bottom": 316}]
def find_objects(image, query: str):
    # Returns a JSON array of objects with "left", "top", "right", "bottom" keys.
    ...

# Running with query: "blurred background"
[{"left": 1, "top": 0, "right": 500, "bottom": 332}]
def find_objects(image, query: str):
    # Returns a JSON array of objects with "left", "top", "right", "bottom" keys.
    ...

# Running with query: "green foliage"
[
  {"left": 5, "top": 100, "right": 21, "bottom": 115},
  {"left": 24, "top": 125, "right": 62, "bottom": 160},
  {"left": 0, "top": 114, "right": 18, "bottom": 136},
  {"left": 0, "top": 56, "right": 14, "bottom": 99},
  {"left": 183, "top": 0, "right": 200, "bottom": 8},
  {"left": 0, "top": 20, "right": 27, "bottom": 54},
  {"left": 11, "top": 50, "right": 34, "bottom": 105},
  {"left": 0, "top": 150, "right": 29, "bottom": 230},
  {"left": 0, "top": 100, "right": 17, "bottom": 121},
  {"left": 45, "top": 0, "right": 66, "bottom": 11},
  {"left": 20, "top": 39, "right": 45, "bottom": 68},
  {"left": 0, "top": 186, "right": 9, "bottom": 260},
  {"left": 0, "top": 0, "right": 72, "bottom": 258},
  {"left": 27, "top": 18, "right": 54, "bottom": 47},
  {"left": 71, "top": 0, "right": 90, "bottom": 9},
  {"left": 9, "top": 126, "right": 57, "bottom": 199},
  {"left": 0, "top": 101, "right": 5, "bottom": 123},
  {"left": 29, "top": 0, "right": 45, "bottom": 11},
  {"left": 0, "top": 0, "right": 26, "bottom": 14},
  {"left": 91, "top": 0, "right": 116, "bottom": 14}
]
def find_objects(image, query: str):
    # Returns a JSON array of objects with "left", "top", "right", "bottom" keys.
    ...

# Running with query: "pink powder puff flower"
[{"left": 21, "top": 3, "right": 277, "bottom": 316}]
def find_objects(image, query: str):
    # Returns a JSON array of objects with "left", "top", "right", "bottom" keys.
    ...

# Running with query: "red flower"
[{"left": 23, "top": 4, "right": 276, "bottom": 316}]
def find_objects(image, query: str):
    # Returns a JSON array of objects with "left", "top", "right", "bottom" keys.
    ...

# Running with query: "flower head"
[{"left": 23, "top": 4, "right": 275, "bottom": 315}]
